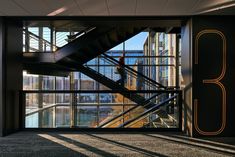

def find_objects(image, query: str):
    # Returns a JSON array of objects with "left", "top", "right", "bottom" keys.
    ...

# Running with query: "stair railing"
[
  {"left": 98, "top": 93, "right": 162, "bottom": 128},
  {"left": 118, "top": 94, "right": 178, "bottom": 128},
  {"left": 100, "top": 53, "right": 166, "bottom": 89},
  {"left": 23, "top": 29, "right": 58, "bottom": 52},
  {"left": 23, "top": 27, "right": 96, "bottom": 52}
]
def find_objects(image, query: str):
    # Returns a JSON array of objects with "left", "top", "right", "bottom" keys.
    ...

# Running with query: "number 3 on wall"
[{"left": 194, "top": 29, "right": 226, "bottom": 135}]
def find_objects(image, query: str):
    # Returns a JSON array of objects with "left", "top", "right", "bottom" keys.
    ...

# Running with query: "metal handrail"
[
  {"left": 90, "top": 55, "right": 158, "bottom": 90},
  {"left": 23, "top": 90, "right": 181, "bottom": 129},
  {"left": 22, "top": 90, "right": 180, "bottom": 93},
  {"left": 101, "top": 53, "right": 166, "bottom": 89},
  {"left": 26, "top": 103, "right": 57, "bottom": 116},
  {"left": 25, "top": 102, "right": 139, "bottom": 117},
  {"left": 65, "top": 27, "right": 96, "bottom": 42},
  {"left": 118, "top": 94, "right": 177, "bottom": 128},
  {"left": 23, "top": 29, "right": 58, "bottom": 52},
  {"left": 128, "top": 101, "right": 175, "bottom": 128},
  {"left": 23, "top": 27, "right": 96, "bottom": 53},
  {"left": 98, "top": 93, "right": 162, "bottom": 128}
]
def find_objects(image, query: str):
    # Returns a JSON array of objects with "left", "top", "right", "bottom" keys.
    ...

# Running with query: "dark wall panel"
[
  {"left": 5, "top": 19, "right": 23, "bottom": 135},
  {"left": 0, "top": 19, "right": 23, "bottom": 136},
  {"left": 192, "top": 17, "right": 235, "bottom": 136}
]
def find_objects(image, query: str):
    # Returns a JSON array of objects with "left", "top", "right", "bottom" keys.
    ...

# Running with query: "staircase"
[
  {"left": 60, "top": 62, "right": 177, "bottom": 128},
  {"left": 77, "top": 64, "right": 152, "bottom": 106},
  {"left": 23, "top": 26, "right": 146, "bottom": 76},
  {"left": 117, "top": 95, "right": 177, "bottom": 128},
  {"left": 22, "top": 26, "right": 180, "bottom": 129},
  {"left": 24, "top": 27, "right": 146, "bottom": 64}
]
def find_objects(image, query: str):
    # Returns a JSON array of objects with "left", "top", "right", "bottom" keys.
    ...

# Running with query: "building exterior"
[{"left": 143, "top": 32, "right": 179, "bottom": 88}]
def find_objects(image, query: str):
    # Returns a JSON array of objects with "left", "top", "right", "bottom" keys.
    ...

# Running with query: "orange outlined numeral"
[{"left": 194, "top": 29, "right": 226, "bottom": 135}]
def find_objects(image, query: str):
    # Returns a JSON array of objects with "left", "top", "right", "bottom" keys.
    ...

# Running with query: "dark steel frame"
[
  {"left": 20, "top": 89, "right": 182, "bottom": 132},
  {"left": 20, "top": 16, "right": 183, "bottom": 132}
]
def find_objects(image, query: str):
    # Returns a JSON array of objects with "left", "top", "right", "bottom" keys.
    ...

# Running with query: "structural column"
[
  {"left": 181, "top": 19, "right": 193, "bottom": 136},
  {"left": 0, "top": 18, "right": 23, "bottom": 136},
  {"left": 175, "top": 34, "right": 180, "bottom": 89},
  {"left": 0, "top": 18, "right": 4, "bottom": 137}
]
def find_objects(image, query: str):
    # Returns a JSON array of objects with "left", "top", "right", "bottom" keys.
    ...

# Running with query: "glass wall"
[{"left": 23, "top": 29, "right": 181, "bottom": 129}]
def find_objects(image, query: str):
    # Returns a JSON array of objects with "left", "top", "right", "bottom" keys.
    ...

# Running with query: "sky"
[{"left": 111, "top": 32, "right": 148, "bottom": 50}]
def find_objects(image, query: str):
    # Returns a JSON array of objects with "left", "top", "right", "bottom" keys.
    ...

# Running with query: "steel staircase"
[
  {"left": 22, "top": 26, "right": 180, "bottom": 128},
  {"left": 24, "top": 27, "right": 146, "bottom": 64},
  {"left": 23, "top": 26, "right": 146, "bottom": 76},
  {"left": 118, "top": 95, "right": 177, "bottom": 128},
  {"left": 58, "top": 59, "right": 177, "bottom": 128}
]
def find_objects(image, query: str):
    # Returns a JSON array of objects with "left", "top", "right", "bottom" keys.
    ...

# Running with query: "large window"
[{"left": 23, "top": 30, "right": 181, "bottom": 129}]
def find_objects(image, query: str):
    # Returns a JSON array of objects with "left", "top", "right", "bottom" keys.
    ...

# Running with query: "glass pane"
[
  {"left": 56, "top": 94, "right": 70, "bottom": 104},
  {"left": 41, "top": 108, "right": 54, "bottom": 128},
  {"left": 25, "top": 113, "right": 38, "bottom": 128},
  {"left": 56, "top": 106, "right": 70, "bottom": 127},
  {"left": 23, "top": 72, "right": 39, "bottom": 90},
  {"left": 98, "top": 105, "right": 123, "bottom": 128},
  {"left": 76, "top": 106, "right": 98, "bottom": 128},
  {"left": 43, "top": 94, "right": 55, "bottom": 106},
  {"left": 78, "top": 93, "right": 97, "bottom": 104}
]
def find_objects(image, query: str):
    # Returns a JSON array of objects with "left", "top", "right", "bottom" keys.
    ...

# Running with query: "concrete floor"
[{"left": 0, "top": 131, "right": 234, "bottom": 157}]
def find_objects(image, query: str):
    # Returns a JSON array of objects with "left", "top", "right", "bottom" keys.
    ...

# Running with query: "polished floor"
[{"left": 0, "top": 131, "right": 234, "bottom": 157}]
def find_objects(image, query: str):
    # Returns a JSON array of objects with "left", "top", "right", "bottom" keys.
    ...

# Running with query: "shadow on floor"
[
  {"left": 143, "top": 133, "right": 235, "bottom": 156},
  {"left": 0, "top": 132, "right": 89, "bottom": 157},
  {"left": 48, "top": 133, "right": 118, "bottom": 157},
  {"left": 84, "top": 133, "right": 168, "bottom": 157},
  {"left": 202, "top": 136, "right": 235, "bottom": 146}
]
